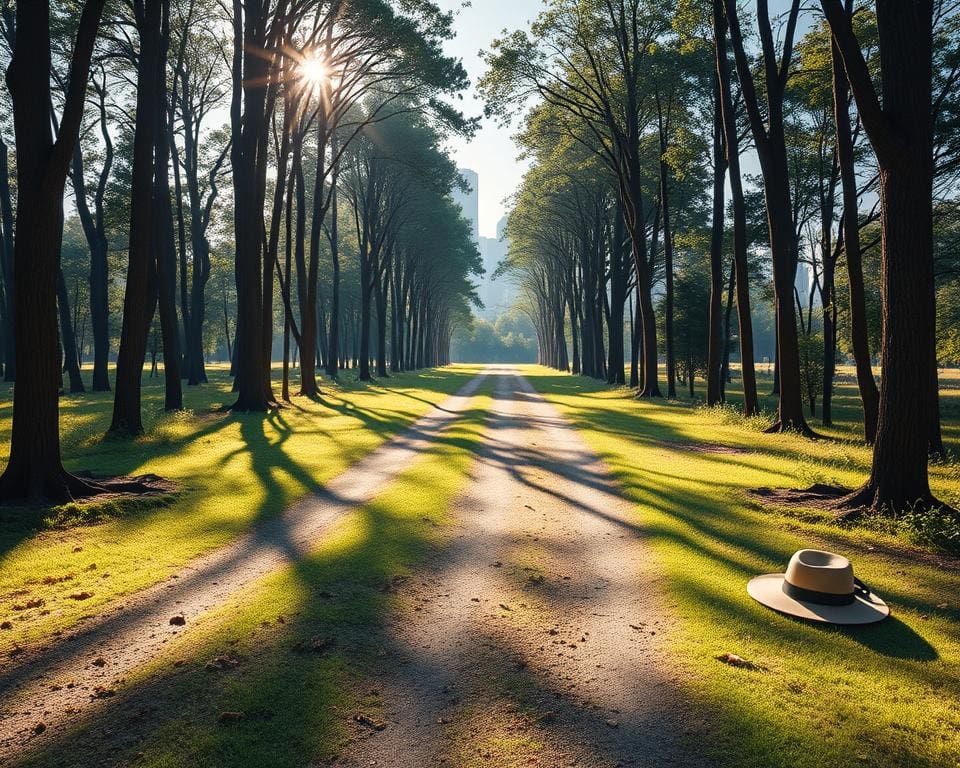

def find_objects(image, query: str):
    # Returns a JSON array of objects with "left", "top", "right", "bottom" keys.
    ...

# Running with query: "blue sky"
[{"left": 436, "top": 0, "right": 544, "bottom": 237}]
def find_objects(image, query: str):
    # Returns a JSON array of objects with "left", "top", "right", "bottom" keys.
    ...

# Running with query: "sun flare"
[{"left": 299, "top": 56, "right": 328, "bottom": 86}]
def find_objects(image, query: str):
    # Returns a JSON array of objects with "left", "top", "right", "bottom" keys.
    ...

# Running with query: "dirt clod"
[
  {"left": 292, "top": 635, "right": 336, "bottom": 654},
  {"left": 169, "top": 615, "right": 186, "bottom": 626},
  {"left": 205, "top": 654, "right": 242, "bottom": 671},
  {"left": 715, "top": 653, "right": 765, "bottom": 671},
  {"left": 12, "top": 598, "right": 44, "bottom": 611},
  {"left": 354, "top": 713, "right": 386, "bottom": 731}
]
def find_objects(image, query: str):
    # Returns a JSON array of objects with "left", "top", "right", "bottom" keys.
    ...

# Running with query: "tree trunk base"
[
  {"left": 0, "top": 469, "right": 174, "bottom": 507},
  {"left": 763, "top": 419, "right": 822, "bottom": 439},
  {"left": 749, "top": 482, "right": 958, "bottom": 522},
  {"left": 635, "top": 386, "right": 662, "bottom": 399}
]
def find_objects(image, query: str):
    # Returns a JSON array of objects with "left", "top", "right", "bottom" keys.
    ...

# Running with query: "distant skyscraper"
[
  {"left": 477, "top": 215, "right": 517, "bottom": 319},
  {"left": 453, "top": 168, "right": 479, "bottom": 244}
]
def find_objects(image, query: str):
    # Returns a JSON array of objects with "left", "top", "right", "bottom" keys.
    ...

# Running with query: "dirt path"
[
  {"left": 334, "top": 369, "right": 709, "bottom": 768},
  {"left": 0, "top": 372, "right": 489, "bottom": 759}
]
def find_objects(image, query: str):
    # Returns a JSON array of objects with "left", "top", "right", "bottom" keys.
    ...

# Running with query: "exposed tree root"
[
  {"left": 0, "top": 471, "right": 175, "bottom": 507},
  {"left": 749, "top": 482, "right": 959, "bottom": 523},
  {"left": 634, "top": 388, "right": 663, "bottom": 399}
]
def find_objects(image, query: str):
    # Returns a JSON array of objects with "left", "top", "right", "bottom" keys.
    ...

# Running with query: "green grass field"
[
  {"left": 528, "top": 365, "right": 960, "bottom": 768},
  {"left": 2, "top": 362, "right": 959, "bottom": 767},
  {"left": 15, "top": 378, "right": 494, "bottom": 768},
  {"left": 0, "top": 364, "right": 483, "bottom": 655}
]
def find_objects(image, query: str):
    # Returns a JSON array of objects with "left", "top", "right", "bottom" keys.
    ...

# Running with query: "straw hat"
[{"left": 747, "top": 549, "right": 889, "bottom": 625}]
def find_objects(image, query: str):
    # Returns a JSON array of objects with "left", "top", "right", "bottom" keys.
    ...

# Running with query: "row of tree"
[
  {"left": 483, "top": 0, "right": 960, "bottom": 515},
  {"left": 0, "top": 0, "right": 482, "bottom": 502}
]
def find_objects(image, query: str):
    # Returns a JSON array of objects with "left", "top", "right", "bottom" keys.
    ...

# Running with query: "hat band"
[{"left": 782, "top": 580, "right": 856, "bottom": 606}]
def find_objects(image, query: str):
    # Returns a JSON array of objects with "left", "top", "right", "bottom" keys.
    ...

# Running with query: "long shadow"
[
  {"left": 0, "top": 368, "right": 481, "bottom": 644},
  {"left": 0, "top": 374, "right": 493, "bottom": 764},
  {"left": 10, "top": 398, "right": 492, "bottom": 768},
  {"left": 520, "top": 371, "right": 960, "bottom": 759}
]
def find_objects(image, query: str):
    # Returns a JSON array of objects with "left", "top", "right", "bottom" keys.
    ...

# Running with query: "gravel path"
[
  {"left": 0, "top": 372, "right": 488, "bottom": 760},
  {"left": 334, "top": 369, "right": 709, "bottom": 768}
]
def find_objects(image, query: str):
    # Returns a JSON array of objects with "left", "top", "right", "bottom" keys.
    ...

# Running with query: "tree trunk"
[
  {"left": 111, "top": 0, "right": 162, "bottom": 434},
  {"left": 823, "top": 0, "right": 944, "bottom": 511},
  {"left": 629, "top": 289, "right": 640, "bottom": 389},
  {"left": 154, "top": 0, "right": 182, "bottom": 412},
  {"left": 57, "top": 269, "right": 85, "bottom": 394},
  {"left": 707, "top": 84, "right": 726, "bottom": 407},
  {"left": 0, "top": 134, "right": 17, "bottom": 382},
  {"left": 70, "top": 132, "right": 112, "bottom": 392},
  {"left": 714, "top": 0, "right": 758, "bottom": 415},
  {"left": 229, "top": 0, "right": 273, "bottom": 411},
  {"left": 720, "top": 259, "right": 736, "bottom": 400},
  {"left": 607, "top": 207, "right": 626, "bottom": 385},
  {"left": 0, "top": 0, "right": 106, "bottom": 502},
  {"left": 831, "top": 33, "right": 878, "bottom": 443}
]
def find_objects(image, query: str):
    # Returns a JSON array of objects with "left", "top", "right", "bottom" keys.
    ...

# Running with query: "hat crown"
[{"left": 784, "top": 549, "right": 854, "bottom": 596}]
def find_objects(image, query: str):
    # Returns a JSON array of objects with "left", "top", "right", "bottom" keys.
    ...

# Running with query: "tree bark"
[
  {"left": 229, "top": 0, "right": 274, "bottom": 411},
  {"left": 714, "top": 0, "right": 758, "bottom": 415},
  {"left": 57, "top": 269, "right": 85, "bottom": 394},
  {"left": 606, "top": 205, "right": 627, "bottom": 385},
  {"left": 0, "top": 134, "right": 16, "bottom": 382},
  {"left": 111, "top": 0, "right": 162, "bottom": 435},
  {"left": 154, "top": 0, "right": 182, "bottom": 412},
  {"left": 830, "top": 26, "right": 878, "bottom": 442},
  {"left": 822, "top": 0, "right": 945, "bottom": 511},
  {"left": 707, "top": 83, "right": 726, "bottom": 407},
  {"left": 0, "top": 0, "right": 106, "bottom": 502}
]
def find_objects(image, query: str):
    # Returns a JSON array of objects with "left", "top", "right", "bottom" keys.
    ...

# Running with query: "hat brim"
[{"left": 747, "top": 573, "right": 889, "bottom": 625}]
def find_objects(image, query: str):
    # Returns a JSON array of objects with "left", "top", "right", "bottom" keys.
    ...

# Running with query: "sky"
[{"left": 435, "top": 1, "right": 544, "bottom": 238}]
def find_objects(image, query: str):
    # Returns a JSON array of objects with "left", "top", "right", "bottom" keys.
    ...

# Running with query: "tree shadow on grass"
[{"left": 10, "top": 408, "right": 490, "bottom": 768}]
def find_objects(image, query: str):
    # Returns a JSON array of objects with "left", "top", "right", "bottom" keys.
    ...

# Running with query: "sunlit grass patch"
[
  {"left": 526, "top": 365, "right": 960, "bottom": 768},
  {"left": 0, "top": 365, "right": 481, "bottom": 655},
  {"left": 15, "top": 389, "right": 493, "bottom": 768}
]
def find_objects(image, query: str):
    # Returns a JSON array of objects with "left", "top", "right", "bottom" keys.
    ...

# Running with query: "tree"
[
  {"left": 69, "top": 64, "right": 114, "bottom": 392},
  {"left": 724, "top": 0, "right": 811, "bottom": 433},
  {"left": 0, "top": 0, "right": 107, "bottom": 502},
  {"left": 712, "top": 0, "right": 759, "bottom": 415},
  {"left": 829, "top": 4, "right": 879, "bottom": 442},
  {"left": 110, "top": 0, "right": 165, "bottom": 434},
  {"left": 821, "top": 0, "right": 951, "bottom": 513}
]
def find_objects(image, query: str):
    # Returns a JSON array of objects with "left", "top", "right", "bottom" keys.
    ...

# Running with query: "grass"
[
  {"left": 17, "top": 382, "right": 494, "bottom": 768},
  {"left": 4, "top": 360, "right": 960, "bottom": 767},
  {"left": 525, "top": 364, "right": 960, "bottom": 768},
  {"left": 0, "top": 363, "right": 484, "bottom": 655}
]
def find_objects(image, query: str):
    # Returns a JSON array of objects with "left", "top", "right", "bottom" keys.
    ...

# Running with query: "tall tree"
[
  {"left": 712, "top": 0, "right": 758, "bottom": 415},
  {"left": 830, "top": 10, "right": 879, "bottom": 443},
  {"left": 0, "top": 0, "right": 106, "bottom": 501},
  {"left": 822, "top": 0, "right": 949, "bottom": 512},
  {"left": 110, "top": 0, "right": 163, "bottom": 434},
  {"left": 70, "top": 66, "right": 113, "bottom": 392},
  {"left": 724, "top": 0, "right": 810, "bottom": 432}
]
